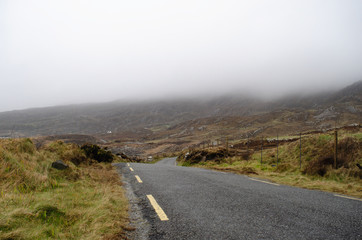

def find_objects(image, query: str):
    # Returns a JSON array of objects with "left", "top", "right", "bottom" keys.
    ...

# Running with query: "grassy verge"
[
  {"left": 0, "top": 139, "right": 130, "bottom": 240},
  {"left": 178, "top": 129, "right": 362, "bottom": 198},
  {"left": 195, "top": 160, "right": 362, "bottom": 198}
]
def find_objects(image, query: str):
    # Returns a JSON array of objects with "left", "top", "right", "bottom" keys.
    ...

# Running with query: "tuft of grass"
[{"left": 0, "top": 138, "right": 129, "bottom": 240}]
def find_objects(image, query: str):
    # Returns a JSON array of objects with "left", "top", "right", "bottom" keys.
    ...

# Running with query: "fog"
[{"left": 1, "top": 0, "right": 361, "bottom": 112}]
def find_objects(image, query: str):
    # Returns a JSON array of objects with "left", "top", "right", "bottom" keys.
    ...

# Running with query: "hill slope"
[{"left": 0, "top": 81, "right": 361, "bottom": 137}]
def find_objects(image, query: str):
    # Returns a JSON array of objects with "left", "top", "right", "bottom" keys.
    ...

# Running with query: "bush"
[
  {"left": 182, "top": 148, "right": 229, "bottom": 164},
  {"left": 81, "top": 144, "right": 114, "bottom": 163}
]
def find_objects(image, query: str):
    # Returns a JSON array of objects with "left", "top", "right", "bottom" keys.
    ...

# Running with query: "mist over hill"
[{"left": 0, "top": 81, "right": 361, "bottom": 138}]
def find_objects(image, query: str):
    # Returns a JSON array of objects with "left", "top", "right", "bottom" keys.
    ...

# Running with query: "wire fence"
[{"left": 187, "top": 124, "right": 361, "bottom": 169}]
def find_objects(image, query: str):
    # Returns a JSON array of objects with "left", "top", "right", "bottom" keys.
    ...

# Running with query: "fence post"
[
  {"left": 247, "top": 135, "right": 249, "bottom": 152},
  {"left": 226, "top": 137, "right": 229, "bottom": 155},
  {"left": 260, "top": 136, "right": 263, "bottom": 166},
  {"left": 334, "top": 130, "right": 338, "bottom": 169},
  {"left": 299, "top": 133, "right": 302, "bottom": 169},
  {"left": 276, "top": 133, "right": 279, "bottom": 167}
]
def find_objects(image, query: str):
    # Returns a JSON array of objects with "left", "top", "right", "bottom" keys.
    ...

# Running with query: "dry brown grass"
[{"left": 0, "top": 138, "right": 130, "bottom": 240}]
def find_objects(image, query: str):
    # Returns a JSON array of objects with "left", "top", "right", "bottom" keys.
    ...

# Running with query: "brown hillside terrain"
[{"left": 0, "top": 81, "right": 360, "bottom": 158}]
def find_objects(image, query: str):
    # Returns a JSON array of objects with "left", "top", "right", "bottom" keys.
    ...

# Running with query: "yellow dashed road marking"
[
  {"left": 146, "top": 195, "right": 169, "bottom": 221},
  {"left": 135, "top": 175, "right": 143, "bottom": 183},
  {"left": 127, "top": 163, "right": 130, "bottom": 167},
  {"left": 129, "top": 167, "right": 134, "bottom": 172},
  {"left": 334, "top": 194, "right": 362, "bottom": 202},
  {"left": 249, "top": 177, "right": 280, "bottom": 186}
]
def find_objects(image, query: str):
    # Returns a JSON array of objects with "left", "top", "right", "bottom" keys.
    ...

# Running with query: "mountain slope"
[{"left": 0, "top": 81, "right": 361, "bottom": 137}]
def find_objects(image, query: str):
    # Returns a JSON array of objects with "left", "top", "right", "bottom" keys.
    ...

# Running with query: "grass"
[
  {"left": 0, "top": 139, "right": 130, "bottom": 240},
  {"left": 178, "top": 130, "right": 362, "bottom": 198},
  {"left": 349, "top": 132, "right": 362, "bottom": 141},
  {"left": 192, "top": 157, "right": 362, "bottom": 198}
]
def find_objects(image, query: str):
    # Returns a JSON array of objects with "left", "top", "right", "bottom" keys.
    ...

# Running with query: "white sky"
[{"left": 0, "top": 0, "right": 362, "bottom": 112}]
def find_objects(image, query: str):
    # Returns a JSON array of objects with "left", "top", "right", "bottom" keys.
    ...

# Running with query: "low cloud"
[{"left": 0, "top": 0, "right": 361, "bottom": 111}]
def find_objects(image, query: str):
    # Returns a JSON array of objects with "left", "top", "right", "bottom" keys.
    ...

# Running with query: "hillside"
[{"left": 0, "top": 81, "right": 361, "bottom": 139}]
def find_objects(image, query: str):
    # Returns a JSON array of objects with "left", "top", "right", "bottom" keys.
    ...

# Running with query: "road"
[{"left": 115, "top": 157, "right": 362, "bottom": 239}]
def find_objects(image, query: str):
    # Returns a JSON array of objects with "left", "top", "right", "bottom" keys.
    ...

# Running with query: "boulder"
[{"left": 51, "top": 160, "right": 69, "bottom": 170}]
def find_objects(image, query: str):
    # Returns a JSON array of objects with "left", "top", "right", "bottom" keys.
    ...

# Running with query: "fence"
[{"left": 187, "top": 124, "right": 361, "bottom": 169}]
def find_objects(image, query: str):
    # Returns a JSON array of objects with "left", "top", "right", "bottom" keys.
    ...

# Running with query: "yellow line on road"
[
  {"left": 129, "top": 167, "right": 134, "bottom": 172},
  {"left": 249, "top": 177, "right": 280, "bottom": 186},
  {"left": 127, "top": 163, "right": 130, "bottom": 167},
  {"left": 135, "top": 175, "right": 143, "bottom": 183},
  {"left": 334, "top": 194, "right": 362, "bottom": 202},
  {"left": 146, "top": 195, "right": 169, "bottom": 221}
]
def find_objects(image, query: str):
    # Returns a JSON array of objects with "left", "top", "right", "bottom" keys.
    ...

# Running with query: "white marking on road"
[
  {"left": 135, "top": 175, "right": 143, "bottom": 183},
  {"left": 127, "top": 163, "right": 130, "bottom": 167},
  {"left": 129, "top": 167, "right": 134, "bottom": 172},
  {"left": 146, "top": 195, "right": 169, "bottom": 221},
  {"left": 248, "top": 177, "right": 280, "bottom": 186},
  {"left": 334, "top": 194, "right": 362, "bottom": 202}
]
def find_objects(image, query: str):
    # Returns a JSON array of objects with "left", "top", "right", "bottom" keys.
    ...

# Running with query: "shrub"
[
  {"left": 182, "top": 148, "right": 229, "bottom": 164},
  {"left": 81, "top": 144, "right": 114, "bottom": 163}
]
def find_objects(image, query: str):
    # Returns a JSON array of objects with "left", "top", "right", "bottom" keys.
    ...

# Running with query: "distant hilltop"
[{"left": 0, "top": 81, "right": 361, "bottom": 137}]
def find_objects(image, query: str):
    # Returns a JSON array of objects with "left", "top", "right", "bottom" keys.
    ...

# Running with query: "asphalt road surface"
[{"left": 115, "top": 157, "right": 361, "bottom": 239}]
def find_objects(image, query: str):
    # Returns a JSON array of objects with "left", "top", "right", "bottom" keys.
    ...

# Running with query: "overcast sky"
[{"left": 0, "top": 0, "right": 361, "bottom": 112}]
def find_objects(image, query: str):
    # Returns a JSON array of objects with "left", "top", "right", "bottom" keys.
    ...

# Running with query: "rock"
[
  {"left": 346, "top": 106, "right": 358, "bottom": 113},
  {"left": 314, "top": 106, "right": 337, "bottom": 121},
  {"left": 198, "top": 126, "right": 206, "bottom": 131},
  {"left": 51, "top": 160, "right": 69, "bottom": 170}
]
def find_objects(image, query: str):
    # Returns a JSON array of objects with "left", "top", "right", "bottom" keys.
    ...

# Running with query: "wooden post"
[
  {"left": 334, "top": 130, "right": 338, "bottom": 169},
  {"left": 260, "top": 136, "right": 263, "bottom": 166},
  {"left": 247, "top": 135, "right": 249, "bottom": 153},
  {"left": 276, "top": 133, "right": 279, "bottom": 167},
  {"left": 226, "top": 137, "right": 229, "bottom": 155},
  {"left": 299, "top": 133, "right": 302, "bottom": 169}
]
